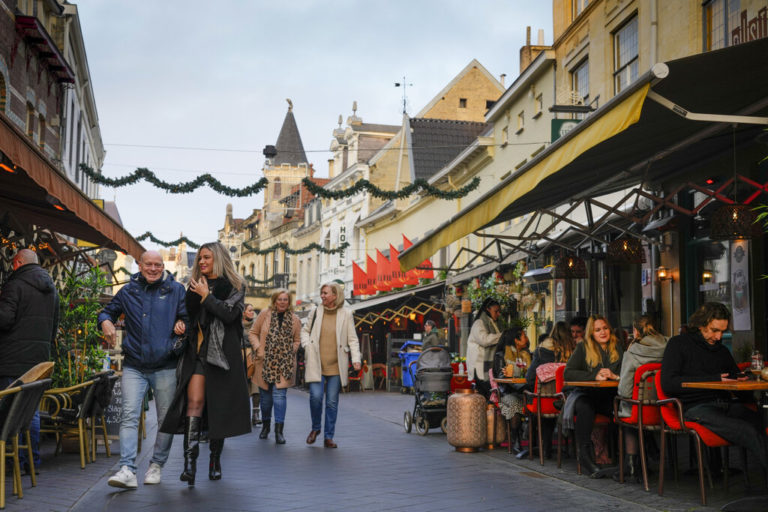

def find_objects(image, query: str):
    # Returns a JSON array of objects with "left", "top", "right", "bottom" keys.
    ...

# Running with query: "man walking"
[
  {"left": 421, "top": 320, "right": 443, "bottom": 350},
  {"left": 0, "top": 248, "right": 59, "bottom": 473},
  {"left": 661, "top": 302, "right": 767, "bottom": 471},
  {"left": 99, "top": 251, "right": 187, "bottom": 488}
]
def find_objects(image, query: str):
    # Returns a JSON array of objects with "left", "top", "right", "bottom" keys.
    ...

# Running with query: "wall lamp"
[
  {"left": 656, "top": 266, "right": 671, "bottom": 281},
  {"left": 45, "top": 194, "right": 67, "bottom": 212},
  {"left": 0, "top": 151, "right": 17, "bottom": 174}
]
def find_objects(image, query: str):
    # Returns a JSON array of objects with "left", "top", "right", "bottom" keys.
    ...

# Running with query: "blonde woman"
[
  {"left": 563, "top": 314, "right": 623, "bottom": 478},
  {"left": 160, "top": 242, "right": 251, "bottom": 486},
  {"left": 300, "top": 282, "right": 361, "bottom": 448},
  {"left": 248, "top": 289, "right": 301, "bottom": 444}
]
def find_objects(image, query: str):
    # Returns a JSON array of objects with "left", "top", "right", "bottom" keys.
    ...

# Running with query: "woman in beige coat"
[
  {"left": 248, "top": 289, "right": 301, "bottom": 444},
  {"left": 300, "top": 282, "right": 361, "bottom": 448}
]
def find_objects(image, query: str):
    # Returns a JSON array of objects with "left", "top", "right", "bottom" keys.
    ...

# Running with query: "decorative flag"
[
  {"left": 352, "top": 261, "right": 366, "bottom": 296},
  {"left": 402, "top": 234, "right": 432, "bottom": 281},
  {"left": 389, "top": 244, "right": 406, "bottom": 287},
  {"left": 376, "top": 250, "right": 392, "bottom": 291},
  {"left": 366, "top": 255, "right": 377, "bottom": 295}
]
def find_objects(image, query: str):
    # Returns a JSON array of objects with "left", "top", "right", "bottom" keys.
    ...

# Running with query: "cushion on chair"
[{"left": 683, "top": 421, "right": 730, "bottom": 447}]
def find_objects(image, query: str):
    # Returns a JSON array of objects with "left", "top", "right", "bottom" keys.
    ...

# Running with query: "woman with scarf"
[
  {"left": 161, "top": 242, "right": 251, "bottom": 486},
  {"left": 248, "top": 289, "right": 301, "bottom": 444},
  {"left": 467, "top": 298, "right": 503, "bottom": 399}
]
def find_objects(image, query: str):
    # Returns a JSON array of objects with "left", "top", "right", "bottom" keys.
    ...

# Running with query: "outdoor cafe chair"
[
  {"left": 0, "top": 385, "right": 21, "bottom": 509},
  {"left": 487, "top": 369, "right": 510, "bottom": 452},
  {"left": 39, "top": 378, "right": 98, "bottom": 469},
  {"left": 90, "top": 372, "right": 118, "bottom": 460},
  {"left": 613, "top": 362, "right": 662, "bottom": 491},
  {"left": 654, "top": 371, "right": 746, "bottom": 506},
  {"left": 523, "top": 364, "right": 566, "bottom": 466}
]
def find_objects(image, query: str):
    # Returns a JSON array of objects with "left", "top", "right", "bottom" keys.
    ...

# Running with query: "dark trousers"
[
  {"left": 684, "top": 400, "right": 768, "bottom": 470},
  {"left": 573, "top": 388, "right": 616, "bottom": 446}
]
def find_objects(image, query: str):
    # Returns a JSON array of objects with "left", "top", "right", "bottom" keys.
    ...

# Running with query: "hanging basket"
[
  {"left": 710, "top": 203, "right": 758, "bottom": 240},
  {"left": 553, "top": 255, "right": 588, "bottom": 279},
  {"left": 607, "top": 237, "right": 644, "bottom": 264}
]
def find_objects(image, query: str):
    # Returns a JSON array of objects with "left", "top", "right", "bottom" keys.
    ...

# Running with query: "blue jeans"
[
  {"left": 119, "top": 366, "right": 176, "bottom": 472},
  {"left": 309, "top": 375, "right": 341, "bottom": 440},
  {"left": 0, "top": 376, "right": 38, "bottom": 468},
  {"left": 260, "top": 384, "right": 287, "bottom": 423}
]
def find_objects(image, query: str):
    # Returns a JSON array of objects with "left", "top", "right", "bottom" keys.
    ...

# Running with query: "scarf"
[
  {"left": 262, "top": 309, "right": 295, "bottom": 384},
  {"left": 205, "top": 283, "right": 245, "bottom": 370},
  {"left": 480, "top": 312, "right": 500, "bottom": 336}
]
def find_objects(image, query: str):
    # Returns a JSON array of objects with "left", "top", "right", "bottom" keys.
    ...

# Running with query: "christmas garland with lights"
[
  {"left": 241, "top": 241, "right": 349, "bottom": 255},
  {"left": 136, "top": 232, "right": 200, "bottom": 249},
  {"left": 79, "top": 164, "right": 268, "bottom": 197},
  {"left": 301, "top": 176, "right": 480, "bottom": 200}
]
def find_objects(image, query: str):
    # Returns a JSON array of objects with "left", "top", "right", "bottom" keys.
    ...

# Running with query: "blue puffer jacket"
[{"left": 98, "top": 271, "right": 187, "bottom": 371}]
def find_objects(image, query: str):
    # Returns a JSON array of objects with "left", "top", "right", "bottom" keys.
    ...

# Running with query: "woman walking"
[
  {"left": 301, "top": 282, "right": 361, "bottom": 448},
  {"left": 242, "top": 304, "right": 261, "bottom": 426},
  {"left": 249, "top": 289, "right": 301, "bottom": 444},
  {"left": 160, "top": 242, "right": 251, "bottom": 486}
]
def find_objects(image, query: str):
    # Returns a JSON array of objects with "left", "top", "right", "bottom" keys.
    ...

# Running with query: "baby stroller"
[{"left": 403, "top": 346, "right": 452, "bottom": 435}]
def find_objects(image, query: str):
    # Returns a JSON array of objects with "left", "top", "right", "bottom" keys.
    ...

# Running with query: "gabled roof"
[
  {"left": 408, "top": 118, "right": 488, "bottom": 181},
  {"left": 273, "top": 109, "right": 308, "bottom": 166}
]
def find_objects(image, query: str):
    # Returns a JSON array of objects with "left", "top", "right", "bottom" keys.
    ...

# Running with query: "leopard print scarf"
[{"left": 262, "top": 309, "right": 295, "bottom": 384}]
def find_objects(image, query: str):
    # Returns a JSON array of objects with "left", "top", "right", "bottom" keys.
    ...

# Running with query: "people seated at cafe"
[
  {"left": 563, "top": 314, "right": 623, "bottom": 478},
  {"left": 569, "top": 316, "right": 587, "bottom": 344},
  {"left": 525, "top": 321, "right": 575, "bottom": 458},
  {"left": 660, "top": 302, "right": 767, "bottom": 472},
  {"left": 614, "top": 315, "right": 667, "bottom": 483},
  {"left": 467, "top": 298, "right": 502, "bottom": 399},
  {"left": 492, "top": 327, "right": 530, "bottom": 453}
]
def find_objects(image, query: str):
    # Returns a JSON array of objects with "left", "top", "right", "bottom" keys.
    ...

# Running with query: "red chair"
[
  {"left": 613, "top": 362, "right": 662, "bottom": 491},
  {"left": 523, "top": 364, "right": 566, "bottom": 465},
  {"left": 346, "top": 363, "right": 367, "bottom": 392},
  {"left": 654, "top": 370, "right": 735, "bottom": 506}
]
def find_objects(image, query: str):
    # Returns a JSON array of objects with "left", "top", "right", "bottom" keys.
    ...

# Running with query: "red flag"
[
  {"left": 376, "top": 250, "right": 392, "bottom": 291},
  {"left": 352, "top": 261, "right": 366, "bottom": 296},
  {"left": 365, "top": 255, "right": 377, "bottom": 295},
  {"left": 389, "top": 244, "right": 406, "bottom": 287},
  {"left": 402, "top": 235, "right": 426, "bottom": 283}
]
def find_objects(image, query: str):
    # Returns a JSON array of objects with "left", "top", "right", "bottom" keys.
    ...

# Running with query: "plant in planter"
[
  {"left": 466, "top": 262, "right": 527, "bottom": 329},
  {"left": 53, "top": 266, "right": 109, "bottom": 388}
]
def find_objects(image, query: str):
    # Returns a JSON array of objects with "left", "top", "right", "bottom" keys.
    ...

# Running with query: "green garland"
[
  {"left": 245, "top": 275, "right": 278, "bottom": 285},
  {"left": 242, "top": 241, "right": 349, "bottom": 255},
  {"left": 79, "top": 164, "right": 268, "bottom": 197},
  {"left": 136, "top": 232, "right": 200, "bottom": 249},
  {"left": 115, "top": 266, "right": 132, "bottom": 276},
  {"left": 301, "top": 176, "right": 480, "bottom": 200}
]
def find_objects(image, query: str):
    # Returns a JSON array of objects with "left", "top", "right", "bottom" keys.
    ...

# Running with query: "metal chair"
[
  {"left": 90, "top": 372, "right": 118, "bottom": 460},
  {"left": 0, "top": 385, "right": 22, "bottom": 509},
  {"left": 39, "top": 379, "right": 98, "bottom": 469},
  {"left": 523, "top": 364, "right": 567, "bottom": 466}
]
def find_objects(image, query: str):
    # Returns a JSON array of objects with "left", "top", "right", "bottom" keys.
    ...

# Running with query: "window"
[
  {"left": 263, "top": 254, "right": 269, "bottom": 279},
  {"left": 284, "top": 252, "right": 290, "bottom": 277},
  {"left": 485, "top": 100, "right": 495, "bottom": 110},
  {"left": 614, "top": 16, "right": 639, "bottom": 94},
  {"left": 573, "top": 0, "right": 589, "bottom": 18},
  {"left": 249, "top": 263, "right": 255, "bottom": 277},
  {"left": 459, "top": 98, "right": 467, "bottom": 108},
  {"left": 571, "top": 59, "right": 590, "bottom": 119},
  {"left": 516, "top": 111, "right": 524, "bottom": 133},
  {"left": 501, "top": 126, "right": 509, "bottom": 146},
  {"left": 273, "top": 177, "right": 281, "bottom": 200},
  {"left": 273, "top": 249, "right": 280, "bottom": 276},
  {"left": 704, "top": 0, "right": 741, "bottom": 51},
  {"left": 534, "top": 93, "right": 543, "bottom": 118},
  {"left": 37, "top": 114, "right": 45, "bottom": 149},
  {"left": 25, "top": 103, "right": 34, "bottom": 137},
  {"left": 0, "top": 74, "right": 6, "bottom": 113}
]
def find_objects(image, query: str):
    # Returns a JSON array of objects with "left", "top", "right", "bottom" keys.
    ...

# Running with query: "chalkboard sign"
[{"left": 105, "top": 378, "right": 122, "bottom": 437}]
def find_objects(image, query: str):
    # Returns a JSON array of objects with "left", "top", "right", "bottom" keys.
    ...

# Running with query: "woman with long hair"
[
  {"left": 563, "top": 314, "right": 623, "bottom": 478},
  {"left": 523, "top": 321, "right": 575, "bottom": 458},
  {"left": 249, "top": 289, "right": 301, "bottom": 444},
  {"left": 160, "top": 242, "right": 251, "bottom": 486},
  {"left": 492, "top": 326, "right": 530, "bottom": 452},
  {"left": 467, "top": 298, "right": 503, "bottom": 399}
]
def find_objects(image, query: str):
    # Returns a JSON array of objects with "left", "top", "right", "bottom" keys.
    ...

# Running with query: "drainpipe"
[{"left": 650, "top": 0, "right": 658, "bottom": 65}]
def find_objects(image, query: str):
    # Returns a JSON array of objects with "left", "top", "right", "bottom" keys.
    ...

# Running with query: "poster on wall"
[{"left": 730, "top": 240, "right": 751, "bottom": 331}]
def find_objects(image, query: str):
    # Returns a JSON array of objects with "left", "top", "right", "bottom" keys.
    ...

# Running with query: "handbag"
[
  {"left": 171, "top": 335, "right": 188, "bottom": 357},
  {"left": 244, "top": 347, "right": 256, "bottom": 379}
]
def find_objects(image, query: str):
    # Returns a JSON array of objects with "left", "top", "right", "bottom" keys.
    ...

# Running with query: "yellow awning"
[{"left": 400, "top": 85, "right": 649, "bottom": 270}]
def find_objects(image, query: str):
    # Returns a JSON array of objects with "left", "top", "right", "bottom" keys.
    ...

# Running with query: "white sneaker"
[
  {"left": 108, "top": 465, "right": 138, "bottom": 489},
  {"left": 143, "top": 462, "right": 162, "bottom": 485}
]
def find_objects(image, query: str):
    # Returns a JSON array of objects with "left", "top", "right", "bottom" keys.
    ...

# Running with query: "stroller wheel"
[
  {"left": 415, "top": 414, "right": 429, "bottom": 436},
  {"left": 440, "top": 417, "right": 448, "bottom": 434},
  {"left": 403, "top": 411, "right": 413, "bottom": 433}
]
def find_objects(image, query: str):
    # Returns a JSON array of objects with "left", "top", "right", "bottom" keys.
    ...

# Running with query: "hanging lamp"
[{"left": 710, "top": 125, "right": 757, "bottom": 240}]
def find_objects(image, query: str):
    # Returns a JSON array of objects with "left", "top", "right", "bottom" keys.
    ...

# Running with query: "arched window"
[
  {"left": 249, "top": 263, "right": 255, "bottom": 276},
  {"left": 273, "top": 177, "right": 281, "bottom": 199},
  {"left": 0, "top": 74, "right": 7, "bottom": 114}
]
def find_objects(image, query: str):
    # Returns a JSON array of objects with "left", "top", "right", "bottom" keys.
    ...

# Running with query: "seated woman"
[
  {"left": 563, "top": 314, "right": 623, "bottom": 478},
  {"left": 524, "top": 321, "right": 575, "bottom": 458},
  {"left": 613, "top": 315, "right": 667, "bottom": 483},
  {"left": 492, "top": 327, "right": 530, "bottom": 452}
]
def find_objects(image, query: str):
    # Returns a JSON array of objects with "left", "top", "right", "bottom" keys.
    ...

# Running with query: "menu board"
[{"left": 104, "top": 378, "right": 122, "bottom": 437}]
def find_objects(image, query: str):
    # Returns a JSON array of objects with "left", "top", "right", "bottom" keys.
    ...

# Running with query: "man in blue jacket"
[{"left": 99, "top": 251, "right": 187, "bottom": 489}]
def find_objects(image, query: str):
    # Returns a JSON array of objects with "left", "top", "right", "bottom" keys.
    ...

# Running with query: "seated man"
[{"left": 661, "top": 302, "right": 767, "bottom": 471}]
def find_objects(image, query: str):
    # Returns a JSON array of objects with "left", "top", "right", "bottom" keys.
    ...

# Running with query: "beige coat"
[
  {"left": 300, "top": 306, "right": 361, "bottom": 386},
  {"left": 248, "top": 309, "right": 301, "bottom": 390}
]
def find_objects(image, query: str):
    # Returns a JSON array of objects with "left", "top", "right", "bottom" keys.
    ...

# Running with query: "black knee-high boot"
[
  {"left": 274, "top": 423, "right": 285, "bottom": 444},
  {"left": 251, "top": 395, "right": 261, "bottom": 425},
  {"left": 209, "top": 438, "right": 223, "bottom": 480},
  {"left": 579, "top": 443, "right": 603, "bottom": 479},
  {"left": 259, "top": 415, "right": 271, "bottom": 439},
  {"left": 180, "top": 416, "right": 201, "bottom": 486}
]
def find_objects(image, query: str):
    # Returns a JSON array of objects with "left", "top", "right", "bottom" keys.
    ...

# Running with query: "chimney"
[
  {"left": 328, "top": 158, "right": 335, "bottom": 178},
  {"left": 499, "top": 73, "right": 506, "bottom": 87},
  {"left": 526, "top": 26, "right": 531, "bottom": 46},
  {"left": 538, "top": 29, "right": 545, "bottom": 45}
]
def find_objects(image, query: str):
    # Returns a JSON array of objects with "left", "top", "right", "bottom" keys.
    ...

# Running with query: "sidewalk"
[{"left": 3, "top": 389, "right": 760, "bottom": 511}]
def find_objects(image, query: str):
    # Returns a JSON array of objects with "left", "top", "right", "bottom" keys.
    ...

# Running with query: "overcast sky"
[{"left": 78, "top": 1, "right": 552, "bottom": 255}]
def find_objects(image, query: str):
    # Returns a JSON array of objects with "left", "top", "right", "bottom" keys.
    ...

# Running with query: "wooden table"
[
  {"left": 495, "top": 377, "right": 526, "bottom": 385},
  {"left": 564, "top": 380, "right": 619, "bottom": 388},
  {"left": 681, "top": 380, "right": 768, "bottom": 391}
]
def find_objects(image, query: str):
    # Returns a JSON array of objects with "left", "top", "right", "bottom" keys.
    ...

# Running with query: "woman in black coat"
[{"left": 160, "top": 242, "right": 251, "bottom": 486}]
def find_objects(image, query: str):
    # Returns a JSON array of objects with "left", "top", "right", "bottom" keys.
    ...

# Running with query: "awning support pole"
[{"left": 646, "top": 90, "right": 768, "bottom": 125}]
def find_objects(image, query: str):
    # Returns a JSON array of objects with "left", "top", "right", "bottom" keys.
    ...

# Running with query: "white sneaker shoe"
[
  {"left": 108, "top": 465, "right": 138, "bottom": 489},
  {"left": 143, "top": 462, "right": 162, "bottom": 485}
]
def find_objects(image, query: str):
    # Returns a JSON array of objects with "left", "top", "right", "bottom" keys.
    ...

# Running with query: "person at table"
[
  {"left": 525, "top": 321, "right": 575, "bottom": 458},
  {"left": 249, "top": 289, "right": 301, "bottom": 444},
  {"left": 614, "top": 315, "right": 667, "bottom": 483},
  {"left": 467, "top": 298, "right": 503, "bottom": 399},
  {"left": 569, "top": 316, "right": 587, "bottom": 344},
  {"left": 660, "top": 302, "right": 767, "bottom": 471},
  {"left": 492, "top": 327, "right": 530, "bottom": 453},
  {"left": 563, "top": 314, "right": 623, "bottom": 478},
  {"left": 160, "top": 242, "right": 251, "bottom": 486}
]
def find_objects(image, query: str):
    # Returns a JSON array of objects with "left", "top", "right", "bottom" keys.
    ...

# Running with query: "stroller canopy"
[{"left": 416, "top": 347, "right": 452, "bottom": 372}]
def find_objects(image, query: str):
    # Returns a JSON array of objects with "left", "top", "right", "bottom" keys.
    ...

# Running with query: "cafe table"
[
  {"left": 564, "top": 380, "right": 619, "bottom": 388},
  {"left": 681, "top": 379, "right": 768, "bottom": 512},
  {"left": 494, "top": 377, "right": 527, "bottom": 385}
]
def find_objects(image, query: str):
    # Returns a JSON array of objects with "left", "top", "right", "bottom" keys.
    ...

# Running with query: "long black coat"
[{"left": 160, "top": 278, "right": 251, "bottom": 439}]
